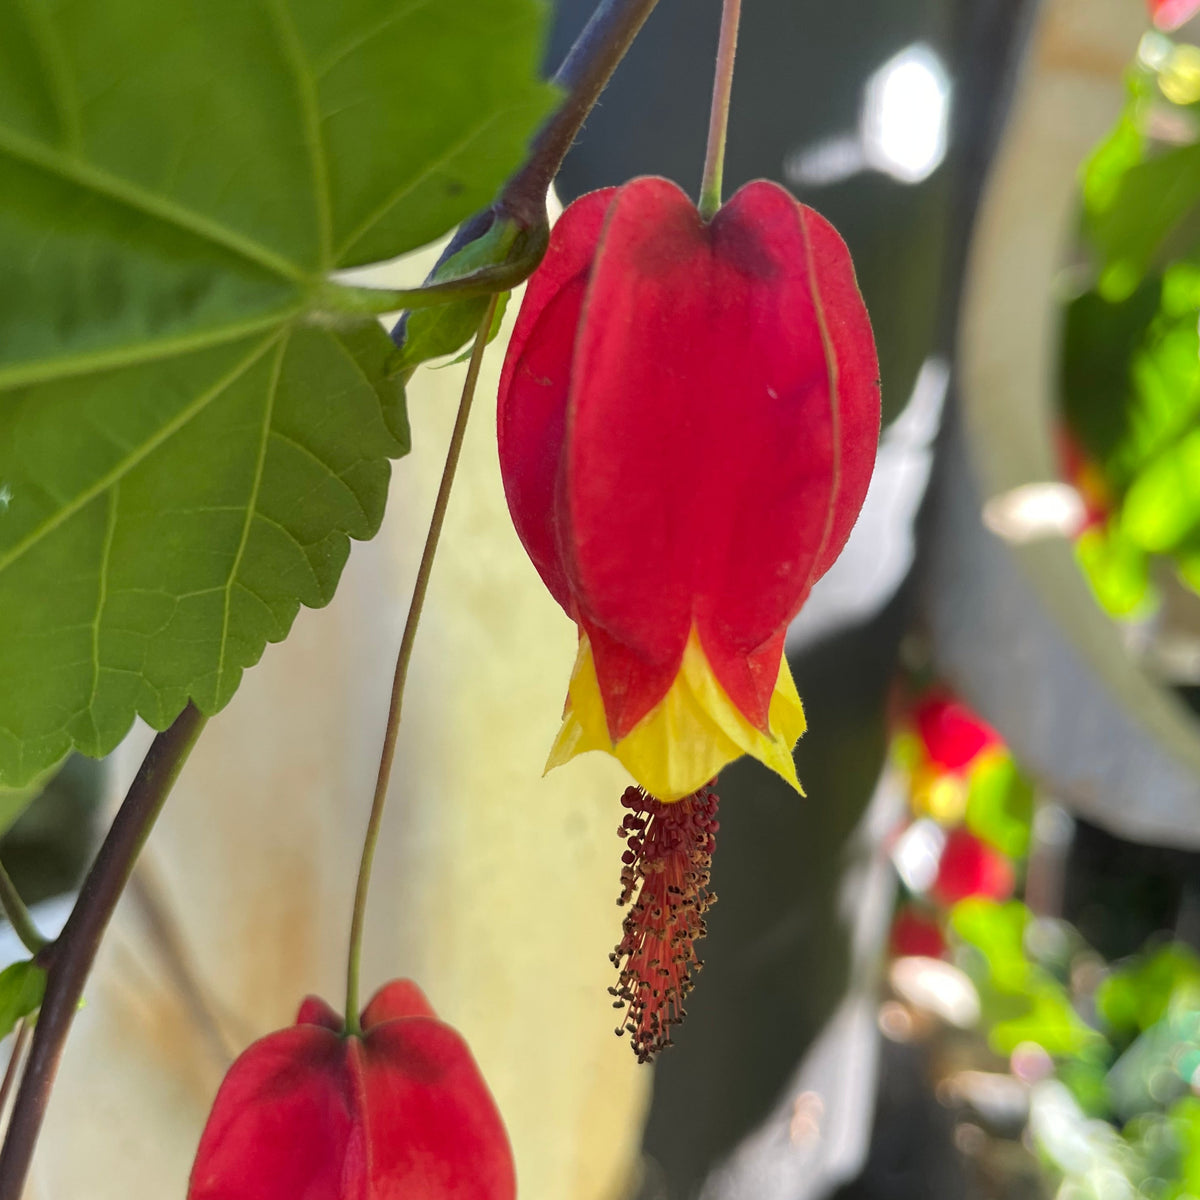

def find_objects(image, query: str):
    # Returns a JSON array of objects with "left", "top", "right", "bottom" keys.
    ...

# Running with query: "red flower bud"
[
  {"left": 932, "top": 829, "right": 1015, "bottom": 905},
  {"left": 498, "top": 177, "right": 880, "bottom": 800},
  {"left": 188, "top": 980, "right": 514, "bottom": 1200}
]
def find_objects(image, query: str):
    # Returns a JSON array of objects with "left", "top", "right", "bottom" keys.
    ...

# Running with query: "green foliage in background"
[
  {"left": 1062, "top": 37, "right": 1200, "bottom": 618},
  {"left": 952, "top": 898, "right": 1098, "bottom": 1057},
  {"left": 0, "top": 0, "right": 557, "bottom": 789},
  {"left": 951, "top": 900, "right": 1200, "bottom": 1199},
  {"left": 965, "top": 753, "right": 1034, "bottom": 860}
]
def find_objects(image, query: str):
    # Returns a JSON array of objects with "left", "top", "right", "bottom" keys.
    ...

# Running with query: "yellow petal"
[{"left": 546, "top": 629, "right": 806, "bottom": 801}]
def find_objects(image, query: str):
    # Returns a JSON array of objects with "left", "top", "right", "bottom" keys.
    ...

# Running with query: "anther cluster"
[{"left": 608, "top": 783, "right": 719, "bottom": 1062}]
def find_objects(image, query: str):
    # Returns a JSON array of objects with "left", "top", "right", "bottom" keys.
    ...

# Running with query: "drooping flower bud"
[
  {"left": 188, "top": 980, "right": 514, "bottom": 1200},
  {"left": 498, "top": 177, "right": 880, "bottom": 802}
]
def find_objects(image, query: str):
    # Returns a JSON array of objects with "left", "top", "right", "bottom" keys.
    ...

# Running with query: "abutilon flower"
[
  {"left": 188, "top": 980, "right": 514, "bottom": 1200},
  {"left": 498, "top": 176, "right": 880, "bottom": 803},
  {"left": 498, "top": 176, "right": 879, "bottom": 1058}
]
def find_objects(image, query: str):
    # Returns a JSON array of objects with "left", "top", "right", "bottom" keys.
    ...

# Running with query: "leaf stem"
[
  {"left": 698, "top": 0, "right": 742, "bottom": 221},
  {"left": 344, "top": 297, "right": 500, "bottom": 1034},
  {"left": 326, "top": 229, "right": 548, "bottom": 317},
  {"left": 400, "top": 0, "right": 663, "bottom": 330},
  {"left": 0, "top": 864, "right": 45, "bottom": 956},
  {"left": 0, "top": 704, "right": 207, "bottom": 1199}
]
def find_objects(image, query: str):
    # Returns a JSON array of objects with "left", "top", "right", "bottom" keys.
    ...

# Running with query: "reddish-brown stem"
[{"left": 0, "top": 705, "right": 207, "bottom": 1198}]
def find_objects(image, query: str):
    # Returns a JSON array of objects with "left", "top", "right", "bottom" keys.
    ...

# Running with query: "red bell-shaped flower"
[
  {"left": 188, "top": 980, "right": 514, "bottom": 1200},
  {"left": 498, "top": 177, "right": 880, "bottom": 800}
]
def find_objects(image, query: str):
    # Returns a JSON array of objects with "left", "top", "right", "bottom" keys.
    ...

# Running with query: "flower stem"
[
  {"left": 0, "top": 704, "right": 206, "bottom": 1199},
  {"left": 0, "top": 863, "right": 45, "bottom": 956},
  {"left": 0, "top": 1021, "right": 30, "bottom": 1123},
  {"left": 698, "top": 0, "right": 742, "bottom": 221},
  {"left": 344, "top": 296, "right": 500, "bottom": 1035}
]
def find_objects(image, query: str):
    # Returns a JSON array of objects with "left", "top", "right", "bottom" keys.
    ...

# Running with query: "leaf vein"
[
  {"left": 0, "top": 122, "right": 309, "bottom": 284},
  {"left": 331, "top": 105, "right": 513, "bottom": 263},
  {"left": 268, "top": 429, "right": 371, "bottom": 525},
  {"left": 0, "top": 333, "right": 281, "bottom": 575},
  {"left": 213, "top": 336, "right": 288, "bottom": 699},
  {"left": 263, "top": 0, "right": 333, "bottom": 268},
  {"left": 0, "top": 306, "right": 301, "bottom": 392},
  {"left": 311, "top": 0, "right": 435, "bottom": 78},
  {"left": 14, "top": 0, "right": 82, "bottom": 152},
  {"left": 84, "top": 483, "right": 119, "bottom": 743}
]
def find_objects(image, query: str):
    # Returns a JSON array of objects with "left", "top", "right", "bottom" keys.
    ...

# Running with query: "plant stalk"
[
  {"left": 0, "top": 704, "right": 207, "bottom": 1198},
  {"left": 344, "top": 297, "right": 500, "bottom": 1034},
  {"left": 698, "top": 0, "right": 742, "bottom": 221}
]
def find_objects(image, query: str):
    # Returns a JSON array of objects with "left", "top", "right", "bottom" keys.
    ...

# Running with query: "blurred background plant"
[
  {"left": 883, "top": 683, "right": 1200, "bottom": 1200},
  {"left": 1059, "top": 22, "right": 1200, "bottom": 705}
]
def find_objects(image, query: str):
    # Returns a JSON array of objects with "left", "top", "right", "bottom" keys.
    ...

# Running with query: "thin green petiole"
[
  {"left": 0, "top": 862, "right": 45, "bottom": 956},
  {"left": 343, "top": 295, "right": 501, "bottom": 1036},
  {"left": 698, "top": 0, "right": 743, "bottom": 222}
]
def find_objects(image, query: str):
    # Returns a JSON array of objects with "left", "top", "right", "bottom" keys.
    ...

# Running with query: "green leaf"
[
  {"left": 1074, "top": 525, "right": 1154, "bottom": 619},
  {"left": 1121, "top": 427, "right": 1200, "bottom": 553},
  {"left": 965, "top": 753, "right": 1034, "bottom": 859},
  {"left": 1087, "top": 142, "right": 1200, "bottom": 300},
  {"left": 1060, "top": 1056, "right": 1114, "bottom": 1119},
  {"left": 952, "top": 897, "right": 1033, "bottom": 992},
  {"left": 1097, "top": 945, "right": 1200, "bottom": 1037},
  {"left": 0, "top": 0, "right": 557, "bottom": 786},
  {"left": 1081, "top": 69, "right": 1153, "bottom": 217},
  {"left": 1060, "top": 282, "right": 1161, "bottom": 484},
  {"left": 952, "top": 898, "right": 1100, "bottom": 1057},
  {"left": 989, "top": 981, "right": 1099, "bottom": 1056},
  {"left": 0, "top": 959, "right": 46, "bottom": 1040}
]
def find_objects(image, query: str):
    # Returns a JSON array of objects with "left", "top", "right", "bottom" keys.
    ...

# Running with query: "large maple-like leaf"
[{"left": 0, "top": 0, "right": 557, "bottom": 785}]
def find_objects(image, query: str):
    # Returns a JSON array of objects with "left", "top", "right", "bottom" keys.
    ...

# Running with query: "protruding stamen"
[{"left": 608, "top": 783, "right": 719, "bottom": 1063}]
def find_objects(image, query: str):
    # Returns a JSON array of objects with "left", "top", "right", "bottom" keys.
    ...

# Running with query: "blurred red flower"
[
  {"left": 1148, "top": 0, "right": 1200, "bottom": 30},
  {"left": 890, "top": 906, "right": 947, "bottom": 959},
  {"left": 933, "top": 829, "right": 1015, "bottom": 905},
  {"left": 188, "top": 980, "right": 514, "bottom": 1200},
  {"left": 913, "top": 693, "right": 1001, "bottom": 774}
]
